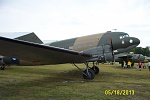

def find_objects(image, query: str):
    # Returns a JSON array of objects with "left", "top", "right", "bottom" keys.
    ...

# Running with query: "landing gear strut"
[
  {"left": 73, "top": 62, "right": 100, "bottom": 80},
  {"left": 91, "top": 62, "right": 100, "bottom": 75},
  {"left": 83, "top": 69, "right": 95, "bottom": 80},
  {"left": 82, "top": 63, "right": 95, "bottom": 80}
]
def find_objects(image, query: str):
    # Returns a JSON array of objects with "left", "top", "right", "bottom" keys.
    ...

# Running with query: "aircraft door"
[
  {"left": 96, "top": 45, "right": 112, "bottom": 61},
  {"left": 96, "top": 45, "right": 111, "bottom": 54}
]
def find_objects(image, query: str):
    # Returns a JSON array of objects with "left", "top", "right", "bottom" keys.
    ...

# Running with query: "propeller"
[
  {"left": 137, "top": 54, "right": 141, "bottom": 60},
  {"left": 134, "top": 54, "right": 141, "bottom": 61},
  {"left": 108, "top": 34, "right": 116, "bottom": 67},
  {"left": 102, "top": 44, "right": 106, "bottom": 63}
]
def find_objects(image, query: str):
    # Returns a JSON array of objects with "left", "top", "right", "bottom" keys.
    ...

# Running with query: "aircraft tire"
[
  {"left": 83, "top": 69, "right": 95, "bottom": 80},
  {"left": 0, "top": 66, "right": 5, "bottom": 70},
  {"left": 91, "top": 66, "right": 99, "bottom": 75},
  {"left": 121, "top": 62, "right": 124, "bottom": 67},
  {"left": 131, "top": 63, "right": 134, "bottom": 67}
]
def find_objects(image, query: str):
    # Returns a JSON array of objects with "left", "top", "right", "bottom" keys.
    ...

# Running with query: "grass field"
[{"left": 0, "top": 63, "right": 150, "bottom": 100}]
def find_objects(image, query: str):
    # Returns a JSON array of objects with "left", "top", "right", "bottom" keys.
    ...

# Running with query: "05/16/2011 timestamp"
[{"left": 104, "top": 90, "right": 135, "bottom": 95}]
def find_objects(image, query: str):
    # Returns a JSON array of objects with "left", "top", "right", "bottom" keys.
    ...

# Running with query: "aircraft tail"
[{"left": 15, "top": 32, "right": 43, "bottom": 44}]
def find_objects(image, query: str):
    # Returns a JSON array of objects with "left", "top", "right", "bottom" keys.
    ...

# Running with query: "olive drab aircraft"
[
  {"left": 0, "top": 31, "right": 140, "bottom": 80},
  {"left": 144, "top": 56, "right": 150, "bottom": 62},
  {"left": 114, "top": 52, "right": 148, "bottom": 67}
]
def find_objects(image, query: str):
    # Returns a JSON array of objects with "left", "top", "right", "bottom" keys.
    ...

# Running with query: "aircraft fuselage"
[
  {"left": 0, "top": 31, "right": 140, "bottom": 66},
  {"left": 49, "top": 31, "right": 140, "bottom": 55}
]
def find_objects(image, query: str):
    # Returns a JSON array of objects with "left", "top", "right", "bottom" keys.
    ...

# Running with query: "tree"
[{"left": 129, "top": 47, "right": 150, "bottom": 56}]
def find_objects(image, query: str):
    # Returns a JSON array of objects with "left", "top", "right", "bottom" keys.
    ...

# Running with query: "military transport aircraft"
[
  {"left": 0, "top": 31, "right": 140, "bottom": 80},
  {"left": 114, "top": 52, "right": 146, "bottom": 67},
  {"left": 145, "top": 56, "right": 150, "bottom": 62}
]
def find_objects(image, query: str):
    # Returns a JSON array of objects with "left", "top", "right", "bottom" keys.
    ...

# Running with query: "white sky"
[{"left": 0, "top": 0, "right": 150, "bottom": 47}]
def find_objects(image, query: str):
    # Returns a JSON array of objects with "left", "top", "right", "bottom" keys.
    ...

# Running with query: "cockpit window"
[{"left": 120, "top": 34, "right": 129, "bottom": 39}]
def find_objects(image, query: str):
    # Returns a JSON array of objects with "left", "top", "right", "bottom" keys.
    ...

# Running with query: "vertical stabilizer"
[{"left": 15, "top": 32, "right": 43, "bottom": 44}]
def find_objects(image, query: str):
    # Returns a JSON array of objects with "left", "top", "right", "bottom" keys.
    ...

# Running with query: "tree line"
[{"left": 129, "top": 47, "right": 150, "bottom": 57}]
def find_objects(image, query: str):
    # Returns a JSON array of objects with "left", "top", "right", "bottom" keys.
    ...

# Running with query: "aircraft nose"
[{"left": 129, "top": 37, "right": 140, "bottom": 46}]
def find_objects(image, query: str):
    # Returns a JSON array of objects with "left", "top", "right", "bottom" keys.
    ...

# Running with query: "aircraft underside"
[{"left": 73, "top": 62, "right": 100, "bottom": 80}]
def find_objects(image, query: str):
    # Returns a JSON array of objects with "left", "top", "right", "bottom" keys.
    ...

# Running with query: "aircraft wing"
[
  {"left": 15, "top": 32, "right": 43, "bottom": 44},
  {"left": 115, "top": 53, "right": 133, "bottom": 59},
  {"left": 0, "top": 36, "right": 92, "bottom": 65}
]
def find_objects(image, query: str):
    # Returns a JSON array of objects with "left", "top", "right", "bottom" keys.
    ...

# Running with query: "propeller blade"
[
  {"left": 108, "top": 34, "right": 114, "bottom": 59},
  {"left": 108, "top": 34, "right": 116, "bottom": 67},
  {"left": 138, "top": 54, "right": 140, "bottom": 60}
]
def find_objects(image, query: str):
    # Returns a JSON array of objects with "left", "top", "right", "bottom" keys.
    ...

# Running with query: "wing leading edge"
[{"left": 0, "top": 36, "right": 92, "bottom": 65}]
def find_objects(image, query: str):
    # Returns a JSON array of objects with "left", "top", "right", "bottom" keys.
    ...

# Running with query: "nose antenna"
[{"left": 112, "top": 29, "right": 117, "bottom": 32}]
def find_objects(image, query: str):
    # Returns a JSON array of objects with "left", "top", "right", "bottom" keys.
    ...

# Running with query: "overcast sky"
[{"left": 0, "top": 0, "right": 150, "bottom": 47}]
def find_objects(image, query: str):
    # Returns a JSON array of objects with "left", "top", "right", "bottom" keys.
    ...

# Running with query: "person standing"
[
  {"left": 148, "top": 61, "right": 150, "bottom": 71},
  {"left": 127, "top": 61, "right": 131, "bottom": 69},
  {"left": 138, "top": 62, "right": 142, "bottom": 71}
]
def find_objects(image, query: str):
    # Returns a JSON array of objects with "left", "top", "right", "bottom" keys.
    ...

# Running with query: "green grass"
[{"left": 0, "top": 63, "right": 150, "bottom": 100}]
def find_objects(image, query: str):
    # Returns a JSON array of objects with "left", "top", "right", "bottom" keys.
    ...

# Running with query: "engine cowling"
[
  {"left": 82, "top": 45, "right": 113, "bottom": 62},
  {"left": 0, "top": 56, "right": 20, "bottom": 65}
]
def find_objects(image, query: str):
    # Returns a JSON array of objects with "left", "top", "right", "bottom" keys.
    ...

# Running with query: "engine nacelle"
[
  {"left": 82, "top": 45, "right": 113, "bottom": 62},
  {"left": 0, "top": 56, "right": 20, "bottom": 65},
  {"left": 0, "top": 56, "right": 41, "bottom": 66}
]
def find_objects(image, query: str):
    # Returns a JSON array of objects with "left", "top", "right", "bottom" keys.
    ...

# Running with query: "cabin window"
[
  {"left": 78, "top": 44, "right": 83, "bottom": 48},
  {"left": 87, "top": 42, "right": 93, "bottom": 47},
  {"left": 129, "top": 39, "right": 133, "bottom": 43},
  {"left": 69, "top": 46, "right": 73, "bottom": 50},
  {"left": 120, "top": 36, "right": 123, "bottom": 39}
]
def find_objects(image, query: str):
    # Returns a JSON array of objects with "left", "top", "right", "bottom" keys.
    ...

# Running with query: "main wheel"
[
  {"left": 131, "top": 63, "right": 134, "bottom": 67},
  {"left": 83, "top": 69, "right": 95, "bottom": 80},
  {"left": 92, "top": 66, "right": 99, "bottom": 75},
  {"left": 0, "top": 66, "right": 5, "bottom": 70},
  {"left": 121, "top": 62, "right": 124, "bottom": 67}
]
